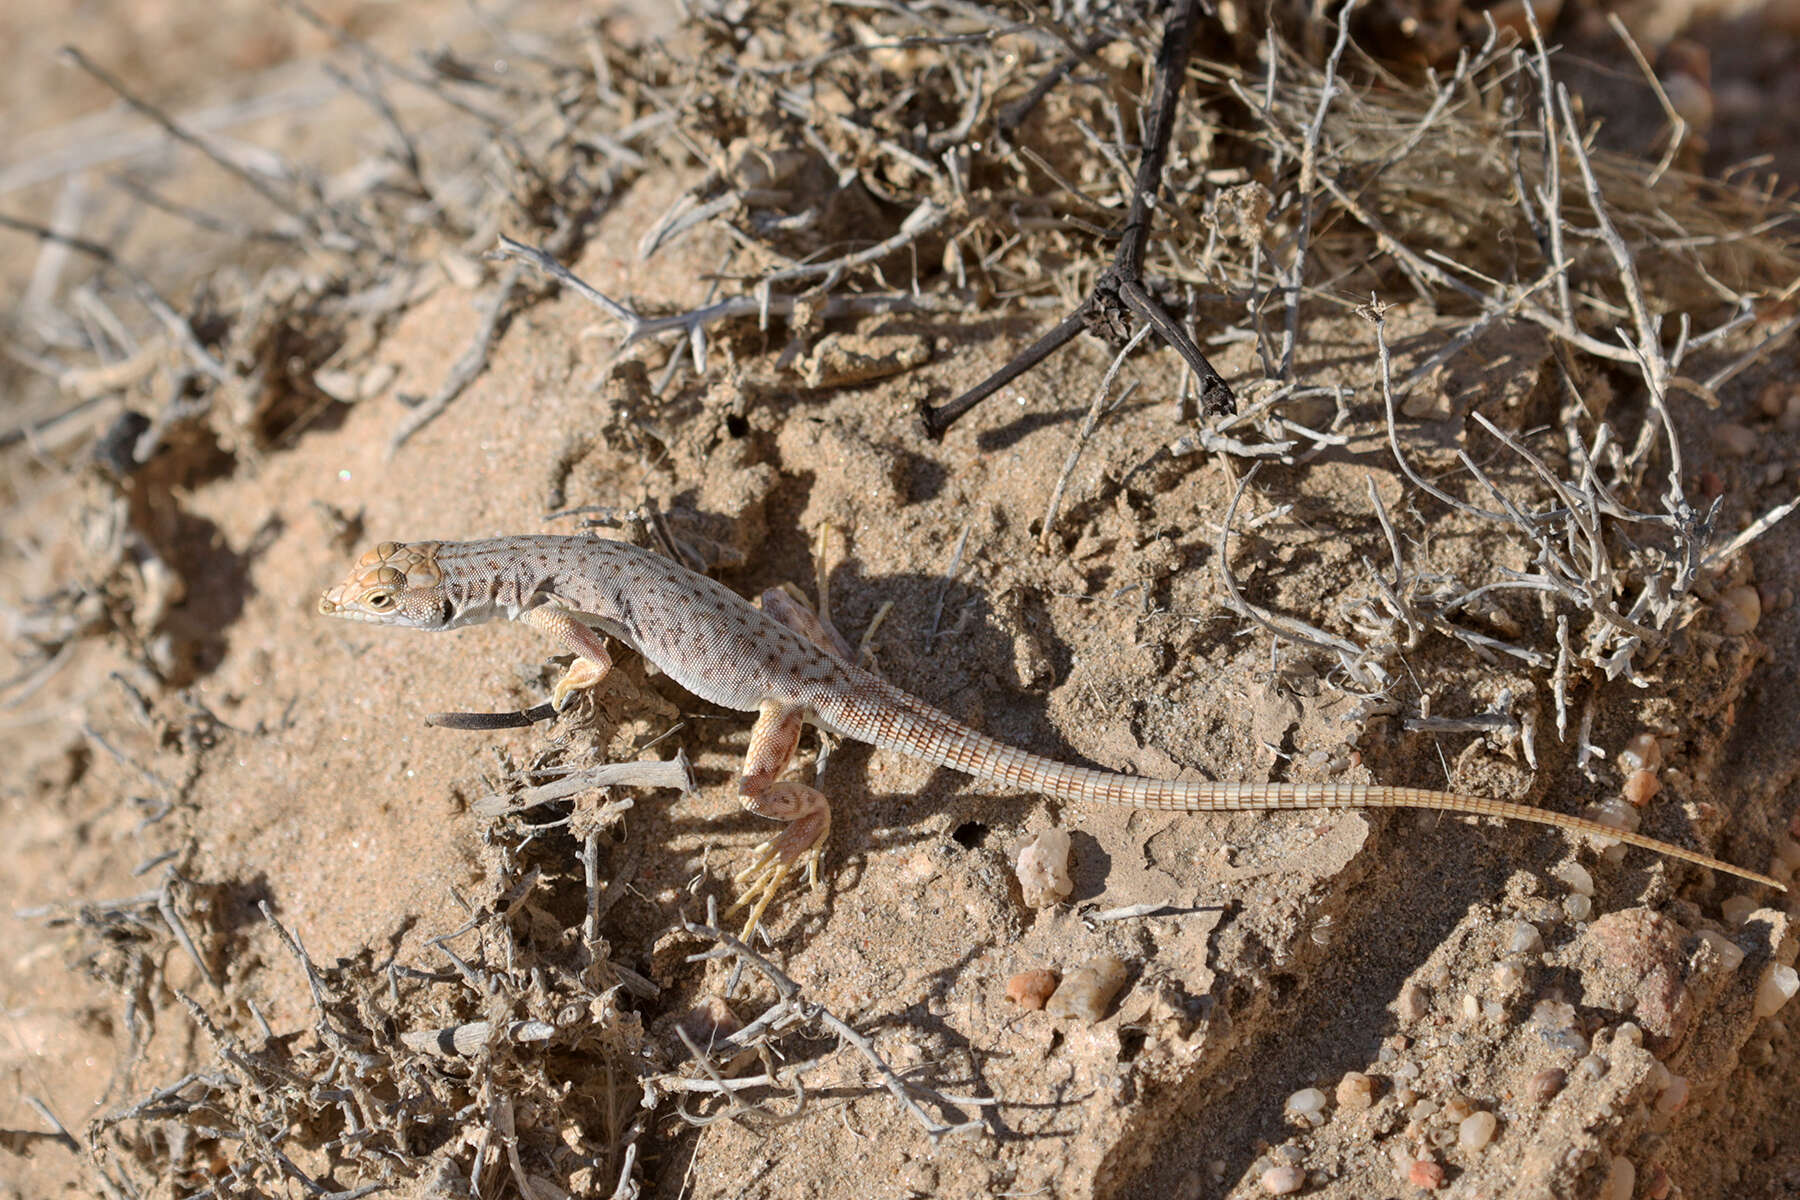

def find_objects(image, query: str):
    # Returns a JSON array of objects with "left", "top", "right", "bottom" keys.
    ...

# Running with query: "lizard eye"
[{"left": 365, "top": 591, "right": 396, "bottom": 611}]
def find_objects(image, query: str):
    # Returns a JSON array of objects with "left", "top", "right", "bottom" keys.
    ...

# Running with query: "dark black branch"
[{"left": 921, "top": 0, "right": 1235, "bottom": 437}]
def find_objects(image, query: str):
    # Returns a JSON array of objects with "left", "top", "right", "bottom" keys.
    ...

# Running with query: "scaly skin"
[{"left": 319, "top": 534, "right": 1784, "bottom": 934}]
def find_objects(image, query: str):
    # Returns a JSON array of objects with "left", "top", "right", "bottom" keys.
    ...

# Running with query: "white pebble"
[
  {"left": 1458, "top": 1110, "right": 1498, "bottom": 1151},
  {"left": 1260, "top": 1164, "right": 1305, "bottom": 1195},
  {"left": 1492, "top": 962, "right": 1525, "bottom": 991},
  {"left": 1508, "top": 921, "right": 1544, "bottom": 955},
  {"left": 1015, "top": 827, "right": 1074, "bottom": 907},
  {"left": 1552, "top": 861, "right": 1595, "bottom": 896},
  {"left": 1588, "top": 797, "right": 1642, "bottom": 835},
  {"left": 1285, "top": 1087, "right": 1328, "bottom": 1126},
  {"left": 1754, "top": 964, "right": 1799, "bottom": 1018},
  {"left": 1699, "top": 928, "right": 1747, "bottom": 972},
  {"left": 1461, "top": 994, "right": 1481, "bottom": 1022},
  {"left": 1585, "top": 798, "right": 1640, "bottom": 865},
  {"left": 1616, "top": 733, "right": 1663, "bottom": 774},
  {"left": 1718, "top": 584, "right": 1762, "bottom": 635},
  {"left": 1565, "top": 894, "right": 1593, "bottom": 923},
  {"left": 1531, "top": 999, "right": 1576, "bottom": 1030}
]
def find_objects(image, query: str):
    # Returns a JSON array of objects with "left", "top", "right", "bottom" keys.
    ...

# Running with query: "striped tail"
[{"left": 837, "top": 680, "right": 1783, "bottom": 891}]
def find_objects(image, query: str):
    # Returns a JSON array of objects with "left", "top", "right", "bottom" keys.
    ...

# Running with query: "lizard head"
[{"left": 318, "top": 540, "right": 454, "bottom": 629}]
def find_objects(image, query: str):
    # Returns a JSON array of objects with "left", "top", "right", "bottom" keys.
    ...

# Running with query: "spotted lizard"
[{"left": 318, "top": 534, "right": 1784, "bottom": 934}]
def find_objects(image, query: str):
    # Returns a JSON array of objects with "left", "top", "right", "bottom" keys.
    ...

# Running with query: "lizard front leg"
[
  {"left": 728, "top": 700, "right": 831, "bottom": 940},
  {"left": 523, "top": 604, "right": 615, "bottom": 711}
]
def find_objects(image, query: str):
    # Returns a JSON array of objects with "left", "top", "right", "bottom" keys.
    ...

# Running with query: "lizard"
[{"left": 318, "top": 533, "right": 1785, "bottom": 935}]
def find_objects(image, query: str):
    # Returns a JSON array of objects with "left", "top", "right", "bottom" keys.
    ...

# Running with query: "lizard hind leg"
[
  {"left": 726, "top": 700, "right": 832, "bottom": 940},
  {"left": 758, "top": 585, "right": 856, "bottom": 664}
]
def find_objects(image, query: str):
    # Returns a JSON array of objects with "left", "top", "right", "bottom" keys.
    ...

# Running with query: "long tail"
[{"left": 836, "top": 680, "right": 1784, "bottom": 891}]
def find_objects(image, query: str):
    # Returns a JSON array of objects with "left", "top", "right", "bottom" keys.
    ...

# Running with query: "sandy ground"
[{"left": 3, "top": 3, "right": 1799, "bottom": 1198}]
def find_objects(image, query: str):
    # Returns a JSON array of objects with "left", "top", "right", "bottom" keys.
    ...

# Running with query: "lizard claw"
[
  {"left": 550, "top": 658, "right": 608, "bottom": 712},
  {"left": 726, "top": 806, "right": 829, "bottom": 940}
]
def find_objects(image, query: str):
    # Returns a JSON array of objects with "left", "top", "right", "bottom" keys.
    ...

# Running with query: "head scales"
[{"left": 317, "top": 541, "right": 451, "bottom": 628}]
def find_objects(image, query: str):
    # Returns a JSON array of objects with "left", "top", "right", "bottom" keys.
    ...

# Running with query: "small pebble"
[
  {"left": 1260, "top": 1164, "right": 1305, "bottom": 1195},
  {"left": 1754, "top": 963, "right": 1799, "bottom": 1018},
  {"left": 1588, "top": 796, "right": 1642, "bottom": 834},
  {"left": 1660, "top": 71, "right": 1713, "bottom": 133},
  {"left": 1577, "top": 1053, "right": 1609, "bottom": 1082},
  {"left": 1622, "top": 769, "right": 1662, "bottom": 807},
  {"left": 1720, "top": 894, "right": 1759, "bottom": 926},
  {"left": 1006, "top": 969, "right": 1059, "bottom": 1011},
  {"left": 1756, "top": 379, "right": 1791, "bottom": 418},
  {"left": 1492, "top": 962, "right": 1525, "bottom": 991},
  {"left": 1046, "top": 956, "right": 1129, "bottom": 1022},
  {"left": 1459, "top": 1110, "right": 1498, "bottom": 1151},
  {"left": 1606, "top": 1155, "right": 1636, "bottom": 1200},
  {"left": 1285, "top": 1087, "right": 1329, "bottom": 1127},
  {"left": 1532, "top": 998, "right": 1574, "bottom": 1028},
  {"left": 1654, "top": 1073, "right": 1689, "bottom": 1116},
  {"left": 1711, "top": 422, "right": 1756, "bottom": 457},
  {"left": 1553, "top": 861, "right": 1595, "bottom": 896},
  {"left": 1410, "top": 1098, "right": 1440, "bottom": 1122},
  {"left": 1397, "top": 981, "right": 1430, "bottom": 1021},
  {"left": 1718, "top": 585, "right": 1762, "bottom": 635},
  {"left": 1016, "top": 827, "right": 1074, "bottom": 907},
  {"left": 1699, "top": 928, "right": 1746, "bottom": 972},
  {"left": 1587, "top": 799, "right": 1642, "bottom": 865},
  {"left": 1617, "top": 733, "right": 1663, "bottom": 774},
  {"left": 1777, "top": 833, "right": 1800, "bottom": 872},
  {"left": 678, "top": 995, "right": 742, "bottom": 1046},
  {"left": 1407, "top": 1158, "right": 1446, "bottom": 1190},
  {"left": 1508, "top": 921, "right": 1544, "bottom": 955},
  {"left": 1646, "top": 1164, "right": 1673, "bottom": 1200},
  {"left": 1442, "top": 1095, "right": 1474, "bottom": 1122},
  {"left": 1529, "top": 1067, "right": 1567, "bottom": 1102},
  {"left": 1565, "top": 894, "right": 1594, "bottom": 923},
  {"left": 1336, "top": 1071, "right": 1376, "bottom": 1110}
]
